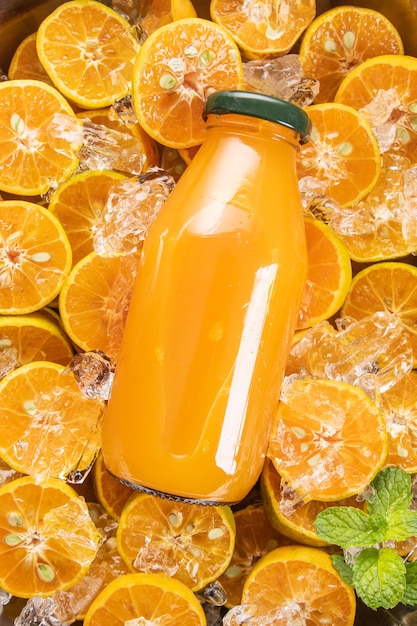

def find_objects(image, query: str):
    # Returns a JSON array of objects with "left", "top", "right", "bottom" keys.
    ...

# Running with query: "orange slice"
[
  {"left": 58, "top": 251, "right": 138, "bottom": 361},
  {"left": 48, "top": 170, "right": 127, "bottom": 266},
  {"left": 0, "top": 79, "right": 81, "bottom": 196},
  {"left": 260, "top": 458, "right": 365, "bottom": 549},
  {"left": 132, "top": 17, "right": 244, "bottom": 148},
  {"left": 267, "top": 377, "right": 388, "bottom": 502},
  {"left": 8, "top": 32, "right": 54, "bottom": 85},
  {"left": 238, "top": 545, "right": 356, "bottom": 626},
  {"left": 117, "top": 492, "right": 236, "bottom": 591},
  {"left": 381, "top": 370, "right": 417, "bottom": 473},
  {"left": 84, "top": 572, "right": 206, "bottom": 626},
  {"left": 299, "top": 6, "right": 404, "bottom": 104},
  {"left": 334, "top": 54, "right": 417, "bottom": 165},
  {"left": 77, "top": 107, "right": 160, "bottom": 173},
  {"left": 218, "top": 504, "right": 288, "bottom": 608},
  {"left": 36, "top": 0, "right": 140, "bottom": 109},
  {"left": 0, "top": 312, "right": 73, "bottom": 369},
  {"left": 297, "top": 102, "right": 381, "bottom": 207},
  {"left": 93, "top": 451, "right": 134, "bottom": 519},
  {"left": 0, "top": 361, "right": 104, "bottom": 481},
  {"left": 0, "top": 476, "right": 101, "bottom": 598},
  {"left": 341, "top": 261, "right": 417, "bottom": 367},
  {"left": 0, "top": 200, "right": 72, "bottom": 314},
  {"left": 140, "top": 0, "right": 197, "bottom": 34},
  {"left": 296, "top": 216, "right": 352, "bottom": 330},
  {"left": 210, "top": 0, "right": 316, "bottom": 60}
]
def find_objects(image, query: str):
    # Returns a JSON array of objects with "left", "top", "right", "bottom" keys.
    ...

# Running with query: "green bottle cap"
[{"left": 203, "top": 90, "right": 311, "bottom": 144}]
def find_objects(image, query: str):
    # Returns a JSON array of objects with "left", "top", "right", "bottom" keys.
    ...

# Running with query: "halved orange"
[
  {"left": 260, "top": 458, "right": 365, "bottom": 549},
  {"left": 381, "top": 370, "right": 417, "bottom": 473},
  {"left": 210, "top": 0, "right": 316, "bottom": 60},
  {"left": 48, "top": 170, "right": 127, "bottom": 266},
  {"left": 8, "top": 32, "right": 54, "bottom": 85},
  {"left": 267, "top": 377, "right": 388, "bottom": 501},
  {"left": 341, "top": 261, "right": 417, "bottom": 367},
  {"left": 77, "top": 107, "right": 160, "bottom": 173},
  {"left": 59, "top": 251, "right": 138, "bottom": 361},
  {"left": 296, "top": 216, "right": 352, "bottom": 329},
  {"left": 0, "top": 79, "right": 82, "bottom": 196},
  {"left": 237, "top": 545, "right": 356, "bottom": 626},
  {"left": 36, "top": 0, "right": 140, "bottom": 109},
  {"left": 0, "top": 361, "right": 104, "bottom": 481},
  {"left": 140, "top": 0, "right": 197, "bottom": 34},
  {"left": 0, "top": 476, "right": 101, "bottom": 598},
  {"left": 297, "top": 102, "right": 381, "bottom": 207},
  {"left": 218, "top": 504, "right": 288, "bottom": 608},
  {"left": 0, "top": 200, "right": 72, "bottom": 314},
  {"left": 299, "top": 6, "right": 404, "bottom": 104},
  {"left": 334, "top": 54, "right": 417, "bottom": 165},
  {"left": 117, "top": 491, "right": 236, "bottom": 591},
  {"left": 93, "top": 451, "right": 134, "bottom": 519},
  {"left": 84, "top": 572, "right": 206, "bottom": 626},
  {"left": 0, "top": 312, "right": 73, "bottom": 369},
  {"left": 132, "top": 17, "right": 244, "bottom": 148}
]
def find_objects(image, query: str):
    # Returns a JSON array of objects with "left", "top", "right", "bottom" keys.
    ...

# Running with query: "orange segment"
[
  {"left": 0, "top": 361, "right": 104, "bottom": 481},
  {"left": 218, "top": 504, "right": 288, "bottom": 608},
  {"left": 132, "top": 17, "right": 244, "bottom": 148},
  {"left": 267, "top": 377, "right": 388, "bottom": 502},
  {"left": 334, "top": 54, "right": 417, "bottom": 165},
  {"left": 58, "top": 251, "right": 138, "bottom": 361},
  {"left": 84, "top": 572, "right": 206, "bottom": 626},
  {"left": 0, "top": 79, "right": 81, "bottom": 196},
  {"left": 117, "top": 492, "right": 236, "bottom": 591},
  {"left": 93, "top": 452, "right": 135, "bottom": 519},
  {"left": 36, "top": 0, "right": 140, "bottom": 109},
  {"left": 381, "top": 370, "right": 417, "bottom": 473},
  {"left": 299, "top": 6, "right": 404, "bottom": 104},
  {"left": 239, "top": 545, "right": 356, "bottom": 626},
  {"left": 0, "top": 476, "right": 101, "bottom": 598},
  {"left": 260, "top": 458, "right": 365, "bottom": 548},
  {"left": 297, "top": 216, "right": 352, "bottom": 330},
  {"left": 0, "top": 200, "right": 72, "bottom": 314},
  {"left": 341, "top": 261, "right": 417, "bottom": 367},
  {"left": 48, "top": 170, "right": 127, "bottom": 266},
  {"left": 0, "top": 313, "right": 73, "bottom": 369},
  {"left": 297, "top": 102, "right": 381, "bottom": 207},
  {"left": 8, "top": 33, "right": 54, "bottom": 85},
  {"left": 210, "top": 0, "right": 316, "bottom": 60}
]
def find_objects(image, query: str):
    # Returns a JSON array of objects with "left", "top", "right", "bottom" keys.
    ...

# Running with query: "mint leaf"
[
  {"left": 367, "top": 467, "right": 412, "bottom": 518},
  {"left": 385, "top": 509, "right": 417, "bottom": 541},
  {"left": 402, "top": 561, "right": 417, "bottom": 606},
  {"left": 331, "top": 554, "right": 353, "bottom": 586},
  {"left": 314, "top": 507, "right": 387, "bottom": 548},
  {"left": 352, "top": 547, "right": 406, "bottom": 610}
]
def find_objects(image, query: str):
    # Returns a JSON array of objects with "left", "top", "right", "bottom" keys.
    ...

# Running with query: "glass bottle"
[{"left": 101, "top": 90, "right": 311, "bottom": 503}]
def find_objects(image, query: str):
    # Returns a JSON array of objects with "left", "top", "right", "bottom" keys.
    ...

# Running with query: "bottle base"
[{"left": 110, "top": 471, "right": 238, "bottom": 507}]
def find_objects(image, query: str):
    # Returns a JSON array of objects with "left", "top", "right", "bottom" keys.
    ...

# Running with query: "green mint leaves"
[{"left": 314, "top": 466, "right": 417, "bottom": 610}]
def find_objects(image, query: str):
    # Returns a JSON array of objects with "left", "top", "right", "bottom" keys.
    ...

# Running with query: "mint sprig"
[{"left": 314, "top": 466, "right": 417, "bottom": 610}]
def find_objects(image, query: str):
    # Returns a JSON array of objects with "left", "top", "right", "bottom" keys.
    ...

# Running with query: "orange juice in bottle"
[{"left": 102, "top": 91, "right": 311, "bottom": 503}]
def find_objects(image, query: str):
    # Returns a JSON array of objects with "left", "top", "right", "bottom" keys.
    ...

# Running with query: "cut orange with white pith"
[
  {"left": 8, "top": 32, "right": 54, "bottom": 85},
  {"left": 0, "top": 476, "right": 101, "bottom": 598},
  {"left": 0, "top": 200, "right": 72, "bottom": 314},
  {"left": 239, "top": 545, "right": 356, "bottom": 626},
  {"left": 132, "top": 17, "right": 244, "bottom": 148},
  {"left": 297, "top": 102, "right": 381, "bottom": 207},
  {"left": 210, "top": 0, "right": 316, "bottom": 60},
  {"left": 36, "top": 0, "right": 140, "bottom": 109},
  {"left": 117, "top": 492, "right": 236, "bottom": 591},
  {"left": 297, "top": 216, "right": 352, "bottom": 329},
  {"left": 0, "top": 79, "right": 81, "bottom": 196},
  {"left": 299, "top": 6, "right": 404, "bottom": 103},
  {"left": 268, "top": 377, "right": 388, "bottom": 502},
  {"left": 0, "top": 361, "right": 104, "bottom": 481},
  {"left": 84, "top": 572, "right": 207, "bottom": 626}
]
